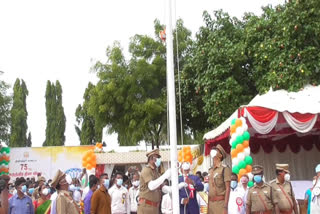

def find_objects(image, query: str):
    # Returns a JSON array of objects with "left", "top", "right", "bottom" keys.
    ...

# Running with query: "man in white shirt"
[
  {"left": 128, "top": 172, "right": 140, "bottom": 214},
  {"left": 161, "top": 179, "right": 172, "bottom": 214},
  {"left": 109, "top": 172, "right": 130, "bottom": 214},
  {"left": 228, "top": 173, "right": 246, "bottom": 214},
  {"left": 197, "top": 176, "right": 209, "bottom": 214}
]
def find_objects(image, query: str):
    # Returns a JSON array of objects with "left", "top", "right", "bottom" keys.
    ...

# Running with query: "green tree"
[
  {"left": 75, "top": 82, "right": 102, "bottom": 145},
  {"left": 55, "top": 81, "right": 66, "bottom": 145},
  {"left": 181, "top": 0, "right": 320, "bottom": 131},
  {"left": 44, "top": 80, "right": 66, "bottom": 146},
  {"left": 245, "top": 0, "right": 320, "bottom": 93},
  {"left": 182, "top": 10, "right": 256, "bottom": 131},
  {"left": 10, "top": 78, "right": 29, "bottom": 147},
  {"left": 26, "top": 132, "right": 32, "bottom": 147},
  {"left": 0, "top": 72, "right": 12, "bottom": 143},
  {"left": 86, "top": 20, "right": 192, "bottom": 148}
]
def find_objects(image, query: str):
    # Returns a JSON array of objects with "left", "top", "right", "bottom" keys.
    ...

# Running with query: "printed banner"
[{"left": 9, "top": 146, "right": 94, "bottom": 181}]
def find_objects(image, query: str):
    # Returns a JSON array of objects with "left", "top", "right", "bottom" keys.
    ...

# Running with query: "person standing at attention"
[
  {"left": 270, "top": 164, "right": 298, "bottom": 214},
  {"left": 90, "top": 173, "right": 111, "bottom": 214},
  {"left": 129, "top": 172, "right": 140, "bottom": 214},
  {"left": 208, "top": 144, "right": 231, "bottom": 214},
  {"left": 109, "top": 171, "right": 130, "bottom": 214},
  {"left": 9, "top": 177, "right": 34, "bottom": 214}
]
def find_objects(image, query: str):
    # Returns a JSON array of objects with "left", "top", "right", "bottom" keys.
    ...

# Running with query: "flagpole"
[{"left": 166, "top": 0, "right": 180, "bottom": 213}]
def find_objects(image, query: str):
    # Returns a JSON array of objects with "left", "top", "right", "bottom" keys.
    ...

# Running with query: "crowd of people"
[{"left": 1, "top": 144, "right": 320, "bottom": 214}]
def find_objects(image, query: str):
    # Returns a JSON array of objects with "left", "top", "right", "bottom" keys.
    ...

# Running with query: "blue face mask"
[
  {"left": 230, "top": 181, "right": 238, "bottom": 189},
  {"left": 104, "top": 179, "right": 109, "bottom": 189},
  {"left": 21, "top": 185, "right": 27, "bottom": 193},
  {"left": 204, "top": 183, "right": 209, "bottom": 192},
  {"left": 254, "top": 175, "right": 262, "bottom": 183},
  {"left": 155, "top": 158, "right": 161, "bottom": 168},
  {"left": 28, "top": 188, "right": 35, "bottom": 194},
  {"left": 116, "top": 179, "right": 123, "bottom": 186}
]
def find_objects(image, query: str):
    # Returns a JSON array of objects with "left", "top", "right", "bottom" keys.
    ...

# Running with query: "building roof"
[{"left": 96, "top": 150, "right": 171, "bottom": 164}]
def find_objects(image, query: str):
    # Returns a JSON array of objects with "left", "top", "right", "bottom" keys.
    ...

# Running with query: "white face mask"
[
  {"left": 42, "top": 188, "right": 50, "bottom": 196},
  {"left": 284, "top": 174, "right": 290, "bottom": 182},
  {"left": 65, "top": 174, "right": 72, "bottom": 185},
  {"left": 210, "top": 150, "right": 217, "bottom": 158},
  {"left": 132, "top": 180, "right": 140, "bottom": 187}
]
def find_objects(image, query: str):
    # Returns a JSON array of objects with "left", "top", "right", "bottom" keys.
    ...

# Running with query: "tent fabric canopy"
[{"left": 204, "top": 85, "right": 320, "bottom": 156}]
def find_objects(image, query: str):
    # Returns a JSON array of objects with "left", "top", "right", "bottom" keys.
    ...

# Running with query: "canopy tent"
[{"left": 204, "top": 85, "right": 320, "bottom": 181}]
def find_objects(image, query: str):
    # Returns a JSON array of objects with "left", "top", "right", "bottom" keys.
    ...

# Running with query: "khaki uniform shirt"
[
  {"left": 208, "top": 164, "right": 231, "bottom": 214},
  {"left": 56, "top": 190, "right": 79, "bottom": 214},
  {"left": 208, "top": 164, "right": 231, "bottom": 197},
  {"left": 139, "top": 164, "right": 161, "bottom": 203},
  {"left": 246, "top": 183, "right": 274, "bottom": 212},
  {"left": 270, "top": 178, "right": 295, "bottom": 211}
]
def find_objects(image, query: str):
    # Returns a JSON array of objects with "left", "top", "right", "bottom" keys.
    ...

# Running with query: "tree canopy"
[
  {"left": 44, "top": 80, "right": 66, "bottom": 146},
  {"left": 75, "top": 82, "right": 102, "bottom": 145},
  {"left": 0, "top": 73, "right": 11, "bottom": 144},
  {"left": 181, "top": 0, "right": 320, "bottom": 132},
  {"left": 77, "top": 0, "right": 320, "bottom": 146},
  {"left": 79, "top": 19, "right": 192, "bottom": 148},
  {"left": 9, "top": 78, "right": 28, "bottom": 147}
]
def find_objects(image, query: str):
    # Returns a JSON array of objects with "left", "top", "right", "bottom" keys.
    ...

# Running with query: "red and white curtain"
[
  {"left": 283, "top": 112, "right": 318, "bottom": 133},
  {"left": 243, "top": 107, "right": 318, "bottom": 134}
]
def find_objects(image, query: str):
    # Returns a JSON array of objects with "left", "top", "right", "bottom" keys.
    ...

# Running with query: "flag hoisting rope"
[{"left": 165, "top": 0, "right": 180, "bottom": 213}]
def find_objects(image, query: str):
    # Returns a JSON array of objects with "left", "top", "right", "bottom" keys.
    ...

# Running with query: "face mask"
[
  {"left": 230, "top": 181, "right": 238, "bottom": 189},
  {"left": 204, "top": 183, "right": 209, "bottom": 192},
  {"left": 210, "top": 150, "right": 217, "bottom": 158},
  {"left": 21, "top": 185, "right": 27, "bottom": 193},
  {"left": 240, "top": 177, "right": 249, "bottom": 184},
  {"left": 69, "top": 184, "right": 75, "bottom": 192},
  {"left": 155, "top": 158, "right": 161, "bottom": 168},
  {"left": 65, "top": 174, "right": 72, "bottom": 185},
  {"left": 28, "top": 188, "right": 35, "bottom": 194},
  {"left": 284, "top": 174, "right": 290, "bottom": 182},
  {"left": 116, "top": 179, "right": 123, "bottom": 186},
  {"left": 13, "top": 189, "right": 17, "bottom": 195},
  {"left": 132, "top": 180, "right": 140, "bottom": 187},
  {"left": 104, "top": 179, "right": 109, "bottom": 189},
  {"left": 254, "top": 175, "right": 262, "bottom": 183},
  {"left": 42, "top": 188, "right": 50, "bottom": 196}
]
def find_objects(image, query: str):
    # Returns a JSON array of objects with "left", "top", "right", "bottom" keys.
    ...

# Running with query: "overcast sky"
[{"left": 0, "top": 0, "right": 284, "bottom": 147}]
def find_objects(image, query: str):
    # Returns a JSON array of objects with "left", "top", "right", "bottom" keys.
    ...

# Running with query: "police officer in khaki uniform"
[
  {"left": 137, "top": 149, "right": 171, "bottom": 214},
  {"left": 51, "top": 169, "right": 79, "bottom": 214},
  {"left": 208, "top": 144, "right": 231, "bottom": 214},
  {"left": 270, "top": 164, "right": 298, "bottom": 214},
  {"left": 246, "top": 165, "right": 274, "bottom": 214}
]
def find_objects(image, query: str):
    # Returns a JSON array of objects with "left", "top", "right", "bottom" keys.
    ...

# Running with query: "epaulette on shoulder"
[{"left": 269, "top": 179, "right": 277, "bottom": 184}]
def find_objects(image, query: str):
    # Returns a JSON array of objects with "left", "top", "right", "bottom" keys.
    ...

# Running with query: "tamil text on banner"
[{"left": 9, "top": 146, "right": 94, "bottom": 181}]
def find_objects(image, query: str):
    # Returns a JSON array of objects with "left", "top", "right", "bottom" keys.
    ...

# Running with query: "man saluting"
[{"left": 137, "top": 149, "right": 171, "bottom": 214}]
